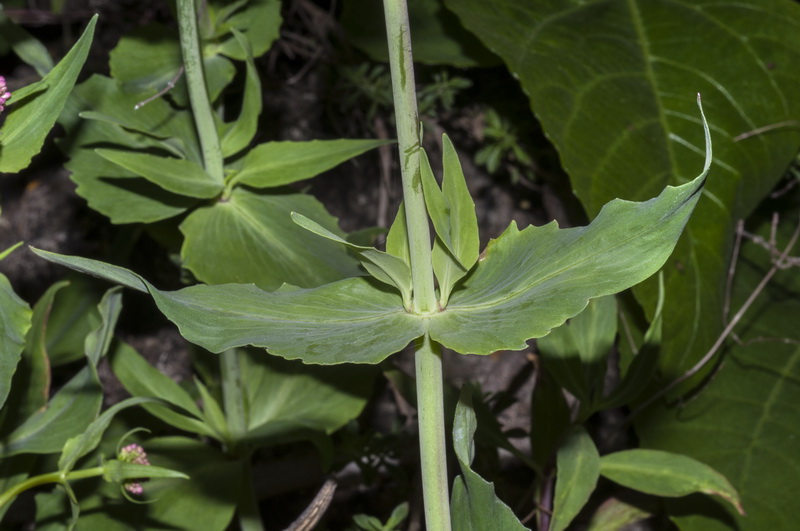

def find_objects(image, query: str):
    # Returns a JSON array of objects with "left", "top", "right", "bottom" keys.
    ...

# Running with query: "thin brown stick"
[
  {"left": 733, "top": 120, "right": 800, "bottom": 142},
  {"left": 283, "top": 479, "right": 337, "bottom": 531},
  {"left": 723, "top": 220, "right": 745, "bottom": 324},
  {"left": 134, "top": 66, "right": 185, "bottom": 110},
  {"left": 627, "top": 217, "right": 800, "bottom": 422}
]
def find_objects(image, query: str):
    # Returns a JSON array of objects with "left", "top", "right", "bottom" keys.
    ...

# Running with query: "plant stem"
[
  {"left": 0, "top": 467, "right": 105, "bottom": 508},
  {"left": 177, "top": 0, "right": 224, "bottom": 182},
  {"left": 414, "top": 335, "right": 452, "bottom": 531},
  {"left": 382, "top": 0, "right": 436, "bottom": 315},
  {"left": 383, "top": 1, "right": 450, "bottom": 529}
]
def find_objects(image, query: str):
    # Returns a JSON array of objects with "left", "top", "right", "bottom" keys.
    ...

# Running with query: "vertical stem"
[
  {"left": 382, "top": 0, "right": 436, "bottom": 315},
  {"left": 177, "top": 0, "right": 224, "bottom": 182},
  {"left": 414, "top": 336, "right": 452, "bottom": 531},
  {"left": 383, "top": 2, "right": 450, "bottom": 529}
]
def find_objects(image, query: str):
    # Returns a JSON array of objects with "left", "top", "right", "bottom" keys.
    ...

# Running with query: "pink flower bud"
[
  {"left": 118, "top": 443, "right": 151, "bottom": 495},
  {"left": 0, "top": 76, "right": 10, "bottom": 113}
]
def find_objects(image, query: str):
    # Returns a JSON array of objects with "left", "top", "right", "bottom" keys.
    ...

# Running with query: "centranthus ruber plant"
[{"left": 30, "top": 0, "right": 745, "bottom": 529}]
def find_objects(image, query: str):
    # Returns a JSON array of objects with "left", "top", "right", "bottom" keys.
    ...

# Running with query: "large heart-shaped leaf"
[
  {"left": 635, "top": 211, "right": 800, "bottom": 530},
  {"left": 446, "top": 0, "right": 800, "bottom": 382}
]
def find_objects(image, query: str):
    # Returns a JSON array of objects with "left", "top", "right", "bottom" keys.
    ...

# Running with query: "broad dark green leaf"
[
  {"left": 446, "top": 0, "right": 800, "bottom": 383},
  {"left": 0, "top": 272, "right": 31, "bottom": 410},
  {"left": 451, "top": 387, "right": 529, "bottom": 530},
  {"left": 96, "top": 149, "right": 224, "bottom": 198},
  {"left": 0, "top": 366, "right": 102, "bottom": 457},
  {"left": 636, "top": 210, "right": 800, "bottom": 530},
  {"left": 232, "top": 139, "right": 391, "bottom": 189},
  {"left": 31, "top": 248, "right": 424, "bottom": 364},
  {"left": 550, "top": 426, "right": 600, "bottom": 531},
  {"left": 180, "top": 188, "right": 363, "bottom": 290},
  {"left": 600, "top": 450, "right": 743, "bottom": 515},
  {"left": 0, "top": 15, "right": 96, "bottom": 172},
  {"left": 426, "top": 158, "right": 707, "bottom": 355},
  {"left": 44, "top": 276, "right": 104, "bottom": 366},
  {"left": 341, "top": 0, "right": 498, "bottom": 67},
  {"left": 530, "top": 368, "right": 570, "bottom": 472}
]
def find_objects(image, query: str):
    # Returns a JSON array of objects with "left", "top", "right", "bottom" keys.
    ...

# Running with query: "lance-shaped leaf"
[
  {"left": 426, "top": 106, "right": 709, "bottom": 355},
  {"left": 0, "top": 7, "right": 53, "bottom": 76},
  {"left": 450, "top": 387, "right": 529, "bottom": 530},
  {"left": 0, "top": 15, "right": 96, "bottom": 172},
  {"left": 551, "top": 426, "right": 601, "bottom": 531},
  {"left": 292, "top": 212, "right": 412, "bottom": 308},
  {"left": 600, "top": 450, "right": 743, "bottom": 515},
  {"left": 0, "top": 245, "right": 32, "bottom": 411},
  {"left": 421, "top": 136, "right": 480, "bottom": 306},
  {"left": 30, "top": 248, "right": 424, "bottom": 364},
  {"left": 231, "top": 139, "right": 392, "bottom": 189},
  {"left": 218, "top": 30, "right": 262, "bottom": 158},
  {"left": 96, "top": 149, "right": 224, "bottom": 199}
]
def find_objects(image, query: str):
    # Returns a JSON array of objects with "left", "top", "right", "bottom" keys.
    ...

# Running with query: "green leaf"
[
  {"left": 450, "top": 387, "right": 528, "bottom": 530},
  {"left": 586, "top": 496, "right": 654, "bottom": 531},
  {"left": 58, "top": 396, "right": 163, "bottom": 473},
  {"left": 341, "top": 0, "right": 498, "bottom": 67},
  {"left": 537, "top": 295, "right": 617, "bottom": 411},
  {"left": 30, "top": 248, "right": 424, "bottom": 365},
  {"left": 446, "top": 0, "right": 800, "bottom": 385},
  {"left": 212, "top": 0, "right": 282, "bottom": 59},
  {"left": 635, "top": 210, "right": 800, "bottom": 530},
  {"left": 102, "top": 460, "right": 189, "bottom": 484},
  {"left": 232, "top": 139, "right": 391, "bottom": 188},
  {"left": 0, "top": 7, "right": 54, "bottom": 76},
  {"left": 1, "top": 281, "right": 61, "bottom": 428},
  {"left": 109, "top": 341, "right": 216, "bottom": 438},
  {"left": 180, "top": 188, "right": 363, "bottom": 290},
  {"left": 95, "top": 149, "right": 224, "bottom": 198},
  {"left": 550, "top": 426, "right": 601, "bottom": 531},
  {"left": 420, "top": 137, "right": 479, "bottom": 306},
  {"left": 193, "top": 377, "right": 230, "bottom": 441},
  {"left": 386, "top": 202, "right": 411, "bottom": 265},
  {"left": 600, "top": 450, "right": 743, "bottom": 515},
  {"left": 108, "top": 22, "right": 236, "bottom": 107},
  {"left": 240, "top": 351, "right": 374, "bottom": 443},
  {"left": 0, "top": 16, "right": 96, "bottom": 172},
  {"left": 292, "top": 212, "right": 412, "bottom": 307},
  {"left": 83, "top": 287, "right": 123, "bottom": 367},
  {"left": 0, "top": 273, "right": 31, "bottom": 410},
  {"left": 218, "top": 29, "right": 262, "bottom": 158},
  {"left": 426, "top": 144, "right": 708, "bottom": 355},
  {"left": 0, "top": 366, "right": 102, "bottom": 457},
  {"left": 529, "top": 369, "right": 570, "bottom": 472},
  {"left": 44, "top": 276, "right": 104, "bottom": 366},
  {"left": 58, "top": 75, "right": 201, "bottom": 223}
]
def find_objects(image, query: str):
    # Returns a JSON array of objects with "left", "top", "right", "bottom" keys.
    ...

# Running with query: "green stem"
[
  {"left": 382, "top": 0, "right": 436, "bottom": 315},
  {"left": 415, "top": 336, "right": 452, "bottom": 531},
  {"left": 177, "top": 0, "right": 224, "bottom": 182},
  {"left": 236, "top": 458, "right": 265, "bottom": 531},
  {"left": 0, "top": 466, "right": 105, "bottom": 509},
  {"left": 383, "top": 2, "right": 451, "bottom": 529}
]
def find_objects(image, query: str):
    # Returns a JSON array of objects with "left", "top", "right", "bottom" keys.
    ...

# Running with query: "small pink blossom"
[
  {"left": 0, "top": 76, "right": 10, "bottom": 112},
  {"left": 118, "top": 443, "right": 151, "bottom": 495}
]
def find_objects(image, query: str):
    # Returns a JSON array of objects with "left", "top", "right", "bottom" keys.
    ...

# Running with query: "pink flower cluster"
[
  {"left": 0, "top": 76, "right": 10, "bottom": 112},
  {"left": 118, "top": 443, "right": 151, "bottom": 496}
]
